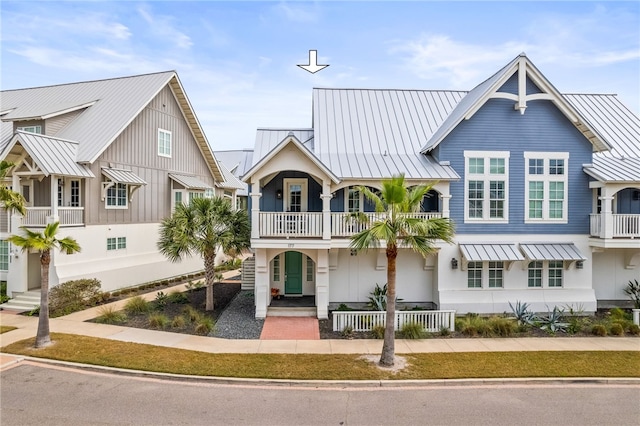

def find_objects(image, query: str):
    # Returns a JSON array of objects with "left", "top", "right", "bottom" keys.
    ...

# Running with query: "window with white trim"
[
  {"left": 205, "top": 188, "right": 215, "bottom": 199},
  {"left": 527, "top": 261, "right": 543, "bottom": 287},
  {"left": 464, "top": 151, "right": 509, "bottom": 222},
  {"left": 17, "top": 125, "right": 42, "bottom": 134},
  {"left": 273, "top": 255, "right": 280, "bottom": 281},
  {"left": 468, "top": 261, "right": 505, "bottom": 288},
  {"left": 527, "top": 260, "right": 563, "bottom": 288},
  {"left": 306, "top": 256, "right": 314, "bottom": 281},
  {"left": 188, "top": 191, "right": 203, "bottom": 204},
  {"left": 70, "top": 180, "right": 80, "bottom": 207},
  {"left": 548, "top": 261, "right": 563, "bottom": 287},
  {"left": 106, "top": 183, "right": 127, "bottom": 208},
  {"left": 0, "top": 240, "right": 9, "bottom": 271},
  {"left": 524, "top": 152, "right": 569, "bottom": 222},
  {"left": 488, "top": 261, "right": 504, "bottom": 288},
  {"left": 107, "top": 237, "right": 126, "bottom": 251},
  {"left": 467, "top": 262, "right": 482, "bottom": 288},
  {"left": 346, "top": 187, "right": 363, "bottom": 212},
  {"left": 158, "top": 129, "right": 172, "bottom": 157}
]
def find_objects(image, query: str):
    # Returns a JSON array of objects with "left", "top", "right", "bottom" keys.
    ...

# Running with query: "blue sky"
[{"left": 1, "top": 1, "right": 638, "bottom": 151}]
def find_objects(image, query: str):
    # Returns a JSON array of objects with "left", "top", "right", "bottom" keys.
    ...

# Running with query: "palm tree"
[
  {"left": 350, "top": 175, "right": 455, "bottom": 366},
  {"left": 0, "top": 160, "right": 26, "bottom": 215},
  {"left": 158, "top": 196, "right": 250, "bottom": 311},
  {"left": 8, "top": 222, "right": 81, "bottom": 348}
]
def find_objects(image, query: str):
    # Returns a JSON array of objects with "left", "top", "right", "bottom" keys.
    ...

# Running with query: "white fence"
[
  {"left": 590, "top": 213, "right": 640, "bottom": 238},
  {"left": 22, "top": 207, "right": 85, "bottom": 227},
  {"left": 331, "top": 212, "right": 443, "bottom": 236},
  {"left": 333, "top": 310, "right": 456, "bottom": 333}
]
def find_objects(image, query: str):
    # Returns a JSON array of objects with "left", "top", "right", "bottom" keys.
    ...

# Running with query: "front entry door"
[{"left": 284, "top": 251, "right": 302, "bottom": 295}]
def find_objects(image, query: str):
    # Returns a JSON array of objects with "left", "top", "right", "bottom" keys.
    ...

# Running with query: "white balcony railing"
[
  {"left": 23, "top": 207, "right": 85, "bottom": 228},
  {"left": 259, "top": 212, "right": 323, "bottom": 237},
  {"left": 590, "top": 213, "right": 640, "bottom": 238},
  {"left": 331, "top": 212, "right": 443, "bottom": 237},
  {"left": 332, "top": 310, "right": 456, "bottom": 332}
]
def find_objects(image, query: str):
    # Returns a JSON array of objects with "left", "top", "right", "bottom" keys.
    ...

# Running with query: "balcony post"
[
  {"left": 600, "top": 195, "right": 614, "bottom": 239},
  {"left": 49, "top": 175, "right": 59, "bottom": 224},
  {"left": 315, "top": 249, "right": 329, "bottom": 319},
  {"left": 254, "top": 248, "right": 269, "bottom": 318},
  {"left": 321, "top": 181, "right": 332, "bottom": 240},
  {"left": 441, "top": 194, "right": 452, "bottom": 218},
  {"left": 250, "top": 180, "right": 261, "bottom": 239}
]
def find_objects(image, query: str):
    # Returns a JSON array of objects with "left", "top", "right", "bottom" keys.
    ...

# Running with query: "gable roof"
[
  {"left": 214, "top": 149, "right": 254, "bottom": 178},
  {"left": 1, "top": 130, "right": 94, "bottom": 178},
  {"left": 0, "top": 71, "right": 223, "bottom": 182},
  {"left": 420, "top": 53, "right": 611, "bottom": 154}
]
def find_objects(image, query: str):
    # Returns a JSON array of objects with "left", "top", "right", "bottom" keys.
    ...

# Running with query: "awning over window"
[
  {"left": 459, "top": 243, "right": 524, "bottom": 262},
  {"left": 519, "top": 243, "right": 586, "bottom": 261},
  {"left": 102, "top": 167, "right": 147, "bottom": 185},
  {"left": 169, "top": 173, "right": 213, "bottom": 190}
]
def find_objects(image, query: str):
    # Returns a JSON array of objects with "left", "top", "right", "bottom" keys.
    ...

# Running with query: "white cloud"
[
  {"left": 137, "top": 5, "right": 193, "bottom": 49},
  {"left": 274, "top": 1, "right": 319, "bottom": 23}
]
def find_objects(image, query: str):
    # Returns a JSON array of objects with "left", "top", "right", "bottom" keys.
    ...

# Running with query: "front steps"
[
  {"left": 266, "top": 306, "right": 317, "bottom": 317},
  {"left": 0, "top": 290, "right": 40, "bottom": 312}
]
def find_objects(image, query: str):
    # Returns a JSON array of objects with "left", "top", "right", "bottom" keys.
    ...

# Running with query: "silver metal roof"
[
  {"left": 102, "top": 168, "right": 147, "bottom": 186},
  {"left": 252, "top": 129, "right": 314, "bottom": 166},
  {"left": 168, "top": 173, "right": 212, "bottom": 190},
  {"left": 459, "top": 243, "right": 524, "bottom": 262},
  {"left": 520, "top": 243, "right": 586, "bottom": 261},
  {"left": 584, "top": 156, "right": 640, "bottom": 182},
  {"left": 1, "top": 131, "right": 94, "bottom": 178},
  {"left": 213, "top": 149, "right": 254, "bottom": 177},
  {"left": 216, "top": 162, "right": 245, "bottom": 190}
]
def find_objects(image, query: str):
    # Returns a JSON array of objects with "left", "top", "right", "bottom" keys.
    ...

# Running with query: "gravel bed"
[{"left": 211, "top": 290, "right": 264, "bottom": 339}]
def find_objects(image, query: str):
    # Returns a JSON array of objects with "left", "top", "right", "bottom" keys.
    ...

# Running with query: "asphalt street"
[{"left": 2, "top": 362, "right": 639, "bottom": 426}]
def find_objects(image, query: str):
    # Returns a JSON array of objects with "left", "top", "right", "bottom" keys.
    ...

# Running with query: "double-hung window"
[
  {"left": 346, "top": 187, "right": 363, "bottom": 212},
  {"left": 527, "top": 261, "right": 563, "bottom": 288},
  {"left": 464, "top": 151, "right": 509, "bottom": 222},
  {"left": 0, "top": 241, "right": 9, "bottom": 271},
  {"left": 158, "top": 129, "right": 171, "bottom": 157},
  {"left": 524, "top": 152, "right": 569, "bottom": 222},
  {"left": 468, "top": 261, "right": 505, "bottom": 288},
  {"left": 107, "top": 237, "right": 127, "bottom": 251},
  {"left": 106, "top": 183, "right": 128, "bottom": 208}
]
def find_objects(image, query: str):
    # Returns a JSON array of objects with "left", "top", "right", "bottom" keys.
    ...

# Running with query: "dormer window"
[{"left": 17, "top": 125, "right": 42, "bottom": 134}]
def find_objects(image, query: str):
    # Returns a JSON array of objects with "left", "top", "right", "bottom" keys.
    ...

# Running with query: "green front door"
[{"left": 284, "top": 251, "right": 302, "bottom": 294}]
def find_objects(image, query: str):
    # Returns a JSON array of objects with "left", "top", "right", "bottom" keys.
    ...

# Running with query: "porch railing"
[
  {"left": 590, "top": 213, "right": 640, "bottom": 238},
  {"left": 332, "top": 310, "right": 456, "bottom": 332},
  {"left": 23, "top": 207, "right": 85, "bottom": 227},
  {"left": 331, "top": 212, "right": 443, "bottom": 237},
  {"left": 258, "top": 212, "right": 323, "bottom": 237}
]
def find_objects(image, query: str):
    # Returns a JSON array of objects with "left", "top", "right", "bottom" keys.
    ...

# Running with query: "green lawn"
[{"left": 3, "top": 333, "right": 639, "bottom": 380}]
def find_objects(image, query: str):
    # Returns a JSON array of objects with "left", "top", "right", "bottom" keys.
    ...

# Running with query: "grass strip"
[
  {"left": 3, "top": 333, "right": 638, "bottom": 380},
  {"left": 0, "top": 326, "right": 17, "bottom": 334}
]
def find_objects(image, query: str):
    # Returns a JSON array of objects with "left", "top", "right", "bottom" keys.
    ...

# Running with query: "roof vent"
[
  {"left": 440, "top": 161, "right": 450, "bottom": 166},
  {"left": 288, "top": 131, "right": 295, "bottom": 136}
]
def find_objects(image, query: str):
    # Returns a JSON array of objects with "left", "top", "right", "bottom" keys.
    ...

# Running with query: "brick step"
[{"left": 266, "top": 307, "right": 316, "bottom": 317}]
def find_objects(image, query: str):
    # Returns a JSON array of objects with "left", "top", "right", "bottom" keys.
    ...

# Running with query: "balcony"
[
  {"left": 1, "top": 207, "right": 85, "bottom": 232},
  {"left": 257, "top": 211, "right": 443, "bottom": 238},
  {"left": 590, "top": 214, "right": 640, "bottom": 239}
]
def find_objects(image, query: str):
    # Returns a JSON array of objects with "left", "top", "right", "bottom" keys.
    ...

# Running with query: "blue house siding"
[
  {"left": 498, "top": 74, "right": 543, "bottom": 95},
  {"left": 259, "top": 171, "right": 322, "bottom": 212},
  {"left": 438, "top": 97, "right": 593, "bottom": 234}
]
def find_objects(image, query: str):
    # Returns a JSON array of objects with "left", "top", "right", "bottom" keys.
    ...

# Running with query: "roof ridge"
[
  {"left": 312, "top": 87, "right": 469, "bottom": 93},
  {"left": 1, "top": 70, "right": 176, "bottom": 92},
  {"left": 15, "top": 129, "right": 80, "bottom": 145}
]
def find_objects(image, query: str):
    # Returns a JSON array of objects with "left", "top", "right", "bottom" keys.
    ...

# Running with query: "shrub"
[
  {"left": 487, "top": 316, "right": 515, "bottom": 337},
  {"left": 609, "top": 307, "right": 630, "bottom": 321},
  {"left": 341, "top": 325, "right": 354, "bottom": 338},
  {"left": 95, "top": 306, "right": 127, "bottom": 325},
  {"left": 509, "top": 300, "right": 537, "bottom": 326},
  {"left": 335, "top": 304, "right": 353, "bottom": 311},
  {"left": 371, "top": 325, "right": 385, "bottom": 339},
  {"left": 539, "top": 306, "right": 568, "bottom": 335},
  {"left": 457, "top": 313, "right": 485, "bottom": 337},
  {"left": 400, "top": 321, "right": 426, "bottom": 339},
  {"left": 183, "top": 306, "right": 201, "bottom": 323},
  {"left": 148, "top": 313, "right": 170, "bottom": 329},
  {"left": 194, "top": 316, "right": 215, "bottom": 334},
  {"left": 623, "top": 279, "right": 640, "bottom": 309},
  {"left": 609, "top": 323, "right": 624, "bottom": 336},
  {"left": 439, "top": 326, "right": 451, "bottom": 337},
  {"left": 168, "top": 291, "right": 189, "bottom": 304},
  {"left": 591, "top": 324, "right": 607, "bottom": 336},
  {"left": 155, "top": 291, "right": 168, "bottom": 309},
  {"left": 628, "top": 324, "right": 640, "bottom": 336},
  {"left": 171, "top": 315, "right": 186, "bottom": 328},
  {"left": 0, "top": 281, "right": 10, "bottom": 304},
  {"left": 49, "top": 278, "right": 103, "bottom": 317},
  {"left": 124, "top": 296, "right": 151, "bottom": 315}
]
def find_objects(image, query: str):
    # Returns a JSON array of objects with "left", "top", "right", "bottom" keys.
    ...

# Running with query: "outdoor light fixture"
[
  {"left": 350, "top": 249, "right": 357, "bottom": 256},
  {"left": 451, "top": 258, "right": 458, "bottom": 269},
  {"left": 576, "top": 260, "right": 584, "bottom": 269},
  {"left": 276, "top": 189, "right": 282, "bottom": 199}
]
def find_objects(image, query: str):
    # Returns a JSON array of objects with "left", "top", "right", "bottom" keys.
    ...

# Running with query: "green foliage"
[
  {"left": 168, "top": 291, "right": 189, "bottom": 304},
  {"left": 148, "top": 313, "right": 170, "bottom": 329},
  {"left": 49, "top": 278, "right": 104, "bottom": 317},
  {"left": 171, "top": 315, "right": 186, "bottom": 328},
  {"left": 95, "top": 306, "right": 127, "bottom": 325},
  {"left": 456, "top": 313, "right": 484, "bottom": 337},
  {"left": 371, "top": 325, "right": 385, "bottom": 339},
  {"left": 566, "top": 316, "right": 591, "bottom": 335},
  {"left": 124, "top": 296, "right": 151, "bottom": 315},
  {"left": 154, "top": 291, "right": 168, "bottom": 309},
  {"left": 366, "top": 283, "right": 401, "bottom": 311},
  {"left": 591, "top": 324, "right": 607, "bottom": 336},
  {"left": 539, "top": 306, "right": 568, "bottom": 335},
  {"left": 400, "top": 321, "right": 426, "bottom": 339},
  {"left": 183, "top": 305, "right": 201, "bottom": 323},
  {"left": 341, "top": 325, "right": 354, "bottom": 338},
  {"left": 609, "top": 323, "right": 624, "bottom": 336},
  {"left": 623, "top": 279, "right": 640, "bottom": 309},
  {"left": 0, "top": 281, "right": 9, "bottom": 304},
  {"left": 628, "top": 324, "right": 640, "bottom": 336},
  {"left": 194, "top": 316, "right": 215, "bottom": 334},
  {"left": 439, "top": 326, "right": 451, "bottom": 337},
  {"left": 335, "top": 303, "right": 354, "bottom": 311},
  {"left": 487, "top": 316, "right": 516, "bottom": 337},
  {"left": 25, "top": 306, "right": 40, "bottom": 316},
  {"left": 609, "top": 307, "right": 631, "bottom": 321},
  {"left": 508, "top": 300, "right": 536, "bottom": 325},
  {"left": 185, "top": 280, "right": 205, "bottom": 292}
]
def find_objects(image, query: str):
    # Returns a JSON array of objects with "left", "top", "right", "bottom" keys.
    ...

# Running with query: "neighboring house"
[
  {"left": 0, "top": 71, "right": 236, "bottom": 295},
  {"left": 213, "top": 149, "right": 253, "bottom": 210},
  {"left": 243, "top": 53, "right": 640, "bottom": 319}
]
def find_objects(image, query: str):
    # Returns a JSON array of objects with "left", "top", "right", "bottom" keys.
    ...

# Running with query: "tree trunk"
[
  {"left": 35, "top": 250, "right": 52, "bottom": 348},
  {"left": 380, "top": 244, "right": 397, "bottom": 366},
  {"left": 204, "top": 250, "right": 216, "bottom": 311}
]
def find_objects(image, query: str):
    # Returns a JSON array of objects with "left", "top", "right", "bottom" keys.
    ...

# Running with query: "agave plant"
[
  {"left": 623, "top": 279, "right": 640, "bottom": 309},
  {"left": 508, "top": 300, "right": 537, "bottom": 325},
  {"left": 539, "top": 306, "right": 569, "bottom": 334}
]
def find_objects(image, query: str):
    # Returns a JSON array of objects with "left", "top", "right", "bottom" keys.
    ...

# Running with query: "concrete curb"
[{"left": 4, "top": 354, "right": 640, "bottom": 388}]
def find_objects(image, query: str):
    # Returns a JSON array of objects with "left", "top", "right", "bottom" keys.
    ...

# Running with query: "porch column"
[
  {"left": 49, "top": 175, "right": 59, "bottom": 224},
  {"left": 7, "top": 213, "right": 28, "bottom": 297},
  {"left": 600, "top": 194, "right": 614, "bottom": 239},
  {"left": 321, "top": 180, "right": 332, "bottom": 240},
  {"left": 250, "top": 179, "right": 262, "bottom": 240},
  {"left": 315, "top": 249, "right": 329, "bottom": 319},
  {"left": 254, "top": 248, "right": 269, "bottom": 318},
  {"left": 441, "top": 194, "right": 452, "bottom": 219}
]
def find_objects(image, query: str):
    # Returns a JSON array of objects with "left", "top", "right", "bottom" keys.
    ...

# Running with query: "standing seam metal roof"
[
  {"left": 520, "top": 243, "right": 586, "bottom": 261},
  {"left": 102, "top": 168, "right": 147, "bottom": 185},
  {"left": 459, "top": 243, "right": 524, "bottom": 262}
]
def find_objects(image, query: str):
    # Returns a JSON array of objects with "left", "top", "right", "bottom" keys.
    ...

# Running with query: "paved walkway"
[
  {"left": 1, "top": 275, "right": 639, "bottom": 371},
  {"left": 260, "top": 317, "right": 320, "bottom": 340}
]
